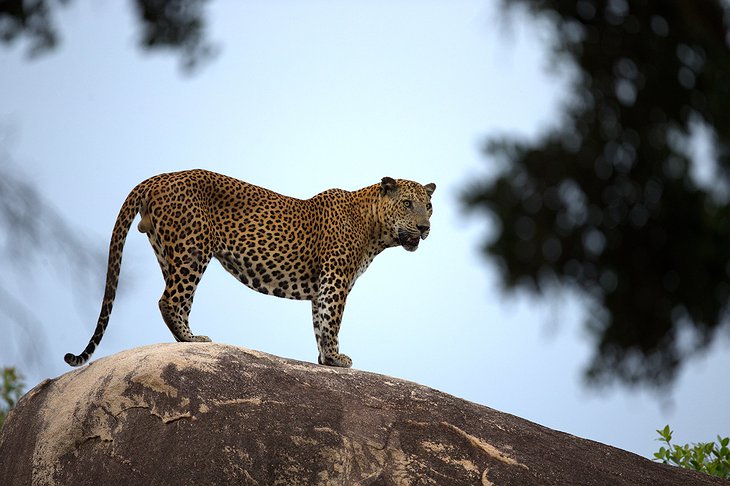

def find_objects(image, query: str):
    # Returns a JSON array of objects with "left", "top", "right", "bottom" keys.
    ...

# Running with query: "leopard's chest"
[{"left": 348, "top": 249, "right": 380, "bottom": 291}]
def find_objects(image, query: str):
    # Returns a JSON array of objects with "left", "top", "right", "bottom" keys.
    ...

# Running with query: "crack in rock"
[{"left": 441, "top": 421, "right": 528, "bottom": 469}]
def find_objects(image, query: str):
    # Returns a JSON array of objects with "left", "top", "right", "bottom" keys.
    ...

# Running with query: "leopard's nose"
[{"left": 417, "top": 223, "right": 430, "bottom": 235}]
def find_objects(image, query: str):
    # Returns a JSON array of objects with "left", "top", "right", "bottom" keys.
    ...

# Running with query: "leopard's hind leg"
[
  {"left": 141, "top": 204, "right": 213, "bottom": 343},
  {"left": 159, "top": 264, "right": 212, "bottom": 343}
]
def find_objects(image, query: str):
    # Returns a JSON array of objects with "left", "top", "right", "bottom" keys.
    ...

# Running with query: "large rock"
[{"left": 0, "top": 343, "right": 723, "bottom": 485}]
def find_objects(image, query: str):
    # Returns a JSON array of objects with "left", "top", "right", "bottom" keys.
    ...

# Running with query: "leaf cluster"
[
  {"left": 653, "top": 425, "right": 730, "bottom": 479},
  {"left": 0, "top": 367, "right": 25, "bottom": 430}
]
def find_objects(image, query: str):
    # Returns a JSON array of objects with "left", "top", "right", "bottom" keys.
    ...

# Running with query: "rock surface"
[{"left": 0, "top": 343, "right": 724, "bottom": 485}]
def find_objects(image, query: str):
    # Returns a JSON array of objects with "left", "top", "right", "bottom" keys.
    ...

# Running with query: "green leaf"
[{"left": 650, "top": 425, "right": 730, "bottom": 479}]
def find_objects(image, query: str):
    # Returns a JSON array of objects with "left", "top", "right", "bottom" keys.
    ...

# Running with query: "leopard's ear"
[
  {"left": 381, "top": 177, "right": 397, "bottom": 196},
  {"left": 424, "top": 183, "right": 436, "bottom": 197}
]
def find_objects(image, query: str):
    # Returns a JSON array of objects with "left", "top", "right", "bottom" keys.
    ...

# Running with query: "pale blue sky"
[{"left": 1, "top": 1, "right": 728, "bottom": 458}]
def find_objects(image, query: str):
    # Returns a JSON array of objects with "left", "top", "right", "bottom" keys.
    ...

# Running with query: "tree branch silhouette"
[
  {"left": 0, "top": 144, "right": 103, "bottom": 372},
  {"left": 465, "top": 0, "right": 730, "bottom": 389},
  {"left": 0, "top": 0, "right": 214, "bottom": 71}
]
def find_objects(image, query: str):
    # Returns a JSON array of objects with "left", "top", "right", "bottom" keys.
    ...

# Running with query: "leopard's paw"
[{"left": 320, "top": 353, "right": 352, "bottom": 368}]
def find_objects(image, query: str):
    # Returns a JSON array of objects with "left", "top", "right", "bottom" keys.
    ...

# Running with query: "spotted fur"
[{"left": 65, "top": 169, "right": 436, "bottom": 368}]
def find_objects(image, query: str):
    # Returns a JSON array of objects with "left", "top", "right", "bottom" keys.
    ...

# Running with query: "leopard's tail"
[{"left": 64, "top": 182, "right": 147, "bottom": 367}]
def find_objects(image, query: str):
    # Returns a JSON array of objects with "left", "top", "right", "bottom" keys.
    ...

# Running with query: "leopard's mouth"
[{"left": 398, "top": 231, "right": 421, "bottom": 252}]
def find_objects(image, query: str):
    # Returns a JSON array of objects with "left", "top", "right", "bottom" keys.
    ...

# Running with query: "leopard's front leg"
[{"left": 311, "top": 276, "right": 352, "bottom": 368}]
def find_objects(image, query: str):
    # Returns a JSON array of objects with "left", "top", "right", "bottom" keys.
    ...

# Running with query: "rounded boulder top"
[{"left": 0, "top": 343, "right": 722, "bottom": 486}]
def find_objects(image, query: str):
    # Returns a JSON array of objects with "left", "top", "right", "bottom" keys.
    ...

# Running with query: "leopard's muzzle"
[{"left": 398, "top": 224, "right": 430, "bottom": 252}]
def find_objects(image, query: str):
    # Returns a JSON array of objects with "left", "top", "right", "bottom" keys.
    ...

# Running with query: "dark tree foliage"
[
  {"left": 0, "top": 0, "right": 213, "bottom": 70},
  {"left": 132, "top": 0, "right": 215, "bottom": 70},
  {"left": 465, "top": 0, "right": 730, "bottom": 388},
  {"left": 0, "top": 0, "right": 67, "bottom": 55}
]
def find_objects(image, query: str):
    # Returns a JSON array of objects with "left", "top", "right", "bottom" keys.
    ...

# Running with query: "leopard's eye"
[{"left": 403, "top": 200, "right": 412, "bottom": 209}]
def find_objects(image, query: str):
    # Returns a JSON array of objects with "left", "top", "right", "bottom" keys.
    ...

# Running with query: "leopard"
[{"left": 64, "top": 169, "right": 435, "bottom": 368}]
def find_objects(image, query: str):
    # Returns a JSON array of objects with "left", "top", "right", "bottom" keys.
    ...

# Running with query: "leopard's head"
[{"left": 380, "top": 177, "right": 436, "bottom": 252}]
